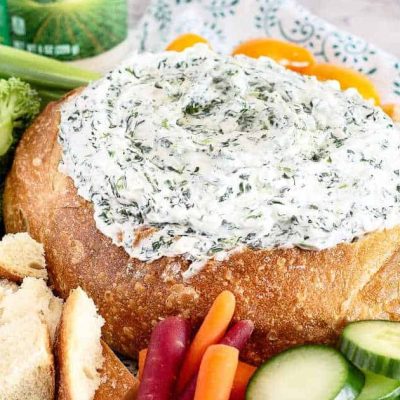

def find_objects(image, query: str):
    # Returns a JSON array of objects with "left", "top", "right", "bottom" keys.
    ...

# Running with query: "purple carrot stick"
[
  {"left": 219, "top": 320, "right": 255, "bottom": 350},
  {"left": 137, "top": 317, "right": 191, "bottom": 400}
]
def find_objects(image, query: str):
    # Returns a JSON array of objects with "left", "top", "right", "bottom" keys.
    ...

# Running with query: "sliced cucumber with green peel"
[
  {"left": 340, "top": 320, "right": 400, "bottom": 380},
  {"left": 246, "top": 345, "right": 364, "bottom": 400},
  {"left": 357, "top": 370, "right": 400, "bottom": 400}
]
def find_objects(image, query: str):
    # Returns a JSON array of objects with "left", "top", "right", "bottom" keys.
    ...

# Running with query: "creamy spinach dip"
[{"left": 59, "top": 44, "right": 400, "bottom": 274}]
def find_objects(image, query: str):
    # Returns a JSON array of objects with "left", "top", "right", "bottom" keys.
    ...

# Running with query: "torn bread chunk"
[
  {"left": 0, "top": 314, "right": 54, "bottom": 400},
  {"left": 0, "top": 279, "right": 17, "bottom": 301},
  {"left": 57, "top": 287, "right": 105, "bottom": 400},
  {"left": 0, "top": 277, "right": 62, "bottom": 343},
  {"left": 0, "top": 232, "right": 46, "bottom": 282}
]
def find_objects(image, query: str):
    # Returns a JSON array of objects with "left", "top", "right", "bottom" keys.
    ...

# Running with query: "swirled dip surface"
[{"left": 59, "top": 44, "right": 400, "bottom": 272}]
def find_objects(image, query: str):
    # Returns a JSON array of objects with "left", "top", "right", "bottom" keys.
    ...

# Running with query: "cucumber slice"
[
  {"left": 340, "top": 320, "right": 400, "bottom": 379},
  {"left": 246, "top": 345, "right": 364, "bottom": 400},
  {"left": 357, "top": 370, "right": 400, "bottom": 400}
]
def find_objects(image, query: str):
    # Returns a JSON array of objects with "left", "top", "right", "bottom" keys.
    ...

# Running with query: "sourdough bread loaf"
[{"left": 4, "top": 94, "right": 400, "bottom": 364}]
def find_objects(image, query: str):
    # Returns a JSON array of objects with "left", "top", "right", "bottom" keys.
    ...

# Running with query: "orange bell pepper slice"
[
  {"left": 166, "top": 33, "right": 210, "bottom": 52},
  {"left": 382, "top": 103, "right": 400, "bottom": 122},
  {"left": 303, "top": 63, "right": 381, "bottom": 105},
  {"left": 232, "top": 38, "right": 315, "bottom": 73}
]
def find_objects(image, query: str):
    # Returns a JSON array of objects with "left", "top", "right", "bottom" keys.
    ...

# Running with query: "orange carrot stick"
[
  {"left": 194, "top": 344, "right": 239, "bottom": 400},
  {"left": 232, "top": 38, "right": 315, "bottom": 73},
  {"left": 302, "top": 63, "right": 381, "bottom": 105},
  {"left": 166, "top": 33, "right": 210, "bottom": 52},
  {"left": 138, "top": 348, "right": 148, "bottom": 381},
  {"left": 177, "top": 290, "right": 236, "bottom": 392},
  {"left": 230, "top": 362, "right": 257, "bottom": 400}
]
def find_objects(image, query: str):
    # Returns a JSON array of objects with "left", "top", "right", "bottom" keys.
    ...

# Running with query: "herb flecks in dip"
[{"left": 59, "top": 45, "right": 400, "bottom": 275}]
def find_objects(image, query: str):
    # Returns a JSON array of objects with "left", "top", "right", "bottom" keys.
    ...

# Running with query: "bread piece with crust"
[
  {"left": 0, "top": 278, "right": 17, "bottom": 300},
  {"left": 0, "top": 277, "right": 63, "bottom": 343},
  {"left": 5, "top": 96, "right": 400, "bottom": 365},
  {"left": 95, "top": 341, "right": 139, "bottom": 400},
  {"left": 0, "top": 277, "right": 60, "bottom": 399},
  {"left": 0, "top": 312, "right": 54, "bottom": 400},
  {"left": 57, "top": 287, "right": 105, "bottom": 400},
  {"left": 0, "top": 232, "right": 46, "bottom": 282},
  {"left": 0, "top": 276, "right": 60, "bottom": 399}
]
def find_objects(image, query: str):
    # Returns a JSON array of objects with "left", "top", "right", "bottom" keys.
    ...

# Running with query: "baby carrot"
[
  {"left": 178, "top": 320, "right": 254, "bottom": 400},
  {"left": 178, "top": 361, "right": 256, "bottom": 400},
  {"left": 194, "top": 344, "right": 239, "bottom": 400},
  {"left": 230, "top": 362, "right": 257, "bottom": 400},
  {"left": 138, "top": 348, "right": 148, "bottom": 381},
  {"left": 177, "top": 290, "right": 236, "bottom": 391},
  {"left": 166, "top": 33, "right": 210, "bottom": 52}
]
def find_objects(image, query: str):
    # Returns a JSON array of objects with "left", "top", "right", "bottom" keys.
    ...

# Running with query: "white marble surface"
[
  {"left": 128, "top": 0, "right": 400, "bottom": 58},
  {"left": 301, "top": 0, "right": 400, "bottom": 57}
]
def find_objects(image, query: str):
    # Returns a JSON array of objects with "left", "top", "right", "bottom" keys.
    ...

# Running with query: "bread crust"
[
  {"left": 0, "top": 266, "right": 24, "bottom": 283},
  {"left": 0, "top": 232, "right": 47, "bottom": 283},
  {"left": 95, "top": 341, "right": 139, "bottom": 400},
  {"left": 5, "top": 96, "right": 400, "bottom": 365},
  {"left": 56, "top": 288, "right": 77, "bottom": 400}
]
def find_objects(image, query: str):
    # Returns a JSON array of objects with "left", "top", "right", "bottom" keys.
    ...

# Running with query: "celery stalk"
[{"left": 0, "top": 45, "right": 101, "bottom": 90}]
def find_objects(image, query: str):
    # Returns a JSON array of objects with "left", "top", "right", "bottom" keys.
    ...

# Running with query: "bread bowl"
[{"left": 4, "top": 45, "right": 400, "bottom": 365}]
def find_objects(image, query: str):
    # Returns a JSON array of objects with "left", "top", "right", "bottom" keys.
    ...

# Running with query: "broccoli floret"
[
  {"left": 0, "top": 78, "right": 40, "bottom": 233},
  {"left": 0, "top": 77, "right": 40, "bottom": 156}
]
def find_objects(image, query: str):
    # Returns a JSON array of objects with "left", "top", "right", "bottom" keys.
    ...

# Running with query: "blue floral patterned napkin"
[{"left": 136, "top": 0, "right": 400, "bottom": 103}]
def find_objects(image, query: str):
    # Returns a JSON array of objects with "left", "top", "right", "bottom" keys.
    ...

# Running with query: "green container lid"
[{"left": 0, "top": 0, "right": 10, "bottom": 45}]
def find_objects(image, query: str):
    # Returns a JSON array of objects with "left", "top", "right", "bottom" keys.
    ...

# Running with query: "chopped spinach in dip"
[{"left": 59, "top": 44, "right": 400, "bottom": 276}]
